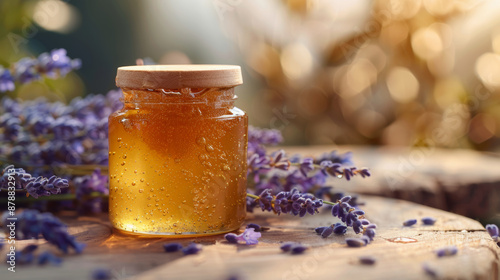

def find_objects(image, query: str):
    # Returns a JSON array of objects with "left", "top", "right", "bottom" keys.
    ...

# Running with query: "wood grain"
[{"left": 3, "top": 196, "right": 499, "bottom": 280}]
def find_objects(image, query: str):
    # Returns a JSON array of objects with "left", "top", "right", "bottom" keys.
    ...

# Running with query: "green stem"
[
  {"left": 246, "top": 193, "right": 259, "bottom": 199},
  {"left": 322, "top": 201, "right": 337, "bottom": 206}
]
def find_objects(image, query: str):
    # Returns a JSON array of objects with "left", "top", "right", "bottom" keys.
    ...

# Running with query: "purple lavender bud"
[
  {"left": 345, "top": 238, "right": 367, "bottom": 247},
  {"left": 366, "top": 223, "right": 377, "bottom": 229},
  {"left": 299, "top": 158, "right": 315, "bottom": 177},
  {"left": 291, "top": 244, "right": 308, "bottom": 255},
  {"left": 422, "top": 263, "right": 438, "bottom": 277},
  {"left": 403, "top": 219, "right": 417, "bottom": 227},
  {"left": 359, "top": 256, "right": 376, "bottom": 265},
  {"left": 280, "top": 242, "right": 295, "bottom": 252},
  {"left": 163, "top": 243, "right": 183, "bottom": 253},
  {"left": 224, "top": 233, "right": 239, "bottom": 244},
  {"left": 352, "top": 210, "right": 365, "bottom": 216},
  {"left": 273, "top": 150, "right": 285, "bottom": 163},
  {"left": 8, "top": 251, "right": 35, "bottom": 264},
  {"left": 360, "top": 235, "right": 371, "bottom": 245},
  {"left": 435, "top": 246, "right": 458, "bottom": 257},
  {"left": 358, "top": 168, "right": 371, "bottom": 178},
  {"left": 2, "top": 209, "right": 85, "bottom": 254},
  {"left": 486, "top": 224, "right": 499, "bottom": 238},
  {"left": 343, "top": 168, "right": 353, "bottom": 181},
  {"left": 21, "top": 244, "right": 38, "bottom": 254},
  {"left": 0, "top": 67, "right": 15, "bottom": 92},
  {"left": 315, "top": 226, "right": 329, "bottom": 234},
  {"left": 365, "top": 228, "right": 376, "bottom": 241},
  {"left": 331, "top": 204, "right": 340, "bottom": 216},
  {"left": 321, "top": 226, "right": 334, "bottom": 238},
  {"left": 353, "top": 220, "right": 363, "bottom": 234},
  {"left": 340, "top": 196, "right": 352, "bottom": 203},
  {"left": 422, "top": 217, "right": 437, "bottom": 225},
  {"left": 92, "top": 268, "right": 113, "bottom": 280},
  {"left": 332, "top": 223, "right": 347, "bottom": 235},
  {"left": 37, "top": 251, "right": 62, "bottom": 266},
  {"left": 246, "top": 223, "right": 261, "bottom": 232},
  {"left": 182, "top": 243, "right": 202, "bottom": 255}
]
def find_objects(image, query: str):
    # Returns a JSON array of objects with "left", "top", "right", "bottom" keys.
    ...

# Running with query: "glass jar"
[{"left": 109, "top": 65, "right": 248, "bottom": 236}]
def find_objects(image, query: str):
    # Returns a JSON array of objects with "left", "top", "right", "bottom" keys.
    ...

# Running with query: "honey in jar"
[{"left": 109, "top": 65, "right": 247, "bottom": 236}]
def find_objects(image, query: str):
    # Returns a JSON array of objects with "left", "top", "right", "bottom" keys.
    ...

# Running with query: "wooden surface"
[
  {"left": 4, "top": 195, "right": 499, "bottom": 280},
  {"left": 283, "top": 146, "right": 500, "bottom": 219}
]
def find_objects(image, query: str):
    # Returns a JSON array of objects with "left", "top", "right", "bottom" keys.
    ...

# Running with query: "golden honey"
[{"left": 109, "top": 65, "right": 247, "bottom": 236}]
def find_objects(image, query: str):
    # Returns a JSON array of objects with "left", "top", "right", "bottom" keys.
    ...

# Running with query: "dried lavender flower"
[
  {"left": 280, "top": 242, "right": 295, "bottom": 252},
  {"left": 291, "top": 244, "right": 308, "bottom": 255},
  {"left": 422, "top": 263, "right": 438, "bottom": 277},
  {"left": 333, "top": 223, "right": 348, "bottom": 235},
  {"left": 92, "top": 268, "right": 113, "bottom": 280},
  {"left": 2, "top": 209, "right": 85, "bottom": 254},
  {"left": 37, "top": 251, "right": 62, "bottom": 266},
  {"left": 364, "top": 228, "right": 376, "bottom": 241},
  {"left": 241, "top": 228, "right": 261, "bottom": 245},
  {"left": 422, "top": 217, "right": 437, "bottom": 225},
  {"left": 246, "top": 223, "right": 262, "bottom": 232},
  {"left": 403, "top": 219, "right": 417, "bottom": 227},
  {"left": 435, "top": 246, "right": 458, "bottom": 257},
  {"left": 314, "top": 226, "right": 329, "bottom": 235},
  {"left": 182, "top": 243, "right": 202, "bottom": 255},
  {"left": 280, "top": 242, "right": 308, "bottom": 254},
  {"left": 163, "top": 243, "right": 183, "bottom": 253},
  {"left": 225, "top": 233, "right": 239, "bottom": 244},
  {"left": 255, "top": 189, "right": 323, "bottom": 217},
  {"left": 1, "top": 49, "right": 81, "bottom": 93},
  {"left": 345, "top": 238, "right": 367, "bottom": 248},
  {"left": 359, "top": 256, "right": 376, "bottom": 265},
  {"left": 320, "top": 226, "right": 334, "bottom": 238},
  {"left": 0, "top": 165, "right": 69, "bottom": 198},
  {"left": 224, "top": 228, "right": 262, "bottom": 245}
]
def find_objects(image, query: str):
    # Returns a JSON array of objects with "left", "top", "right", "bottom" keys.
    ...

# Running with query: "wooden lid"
[{"left": 116, "top": 65, "right": 243, "bottom": 89}]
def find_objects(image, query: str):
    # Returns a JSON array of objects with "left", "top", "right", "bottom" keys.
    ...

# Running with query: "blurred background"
[{"left": 1, "top": 0, "right": 500, "bottom": 151}]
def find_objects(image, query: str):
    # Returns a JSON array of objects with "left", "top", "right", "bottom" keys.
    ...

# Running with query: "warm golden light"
[
  {"left": 33, "top": 0, "right": 80, "bottom": 33},
  {"left": 281, "top": 43, "right": 314, "bottom": 80},
  {"left": 386, "top": 67, "right": 419, "bottom": 103},
  {"left": 475, "top": 52, "right": 500, "bottom": 89},
  {"left": 411, "top": 27, "right": 444, "bottom": 60}
]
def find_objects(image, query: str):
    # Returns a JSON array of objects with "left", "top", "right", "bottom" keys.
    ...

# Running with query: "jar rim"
[{"left": 116, "top": 64, "right": 243, "bottom": 89}]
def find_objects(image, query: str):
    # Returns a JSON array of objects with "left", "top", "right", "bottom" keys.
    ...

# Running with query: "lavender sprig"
[
  {"left": 247, "top": 190, "right": 377, "bottom": 244},
  {"left": 1, "top": 209, "right": 85, "bottom": 254},
  {"left": 0, "top": 165, "right": 69, "bottom": 198},
  {"left": 248, "top": 151, "right": 370, "bottom": 183},
  {"left": 0, "top": 49, "right": 81, "bottom": 93},
  {"left": 247, "top": 189, "right": 323, "bottom": 217}
]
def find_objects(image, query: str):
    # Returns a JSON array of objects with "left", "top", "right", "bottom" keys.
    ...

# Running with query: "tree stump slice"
[
  {"left": 282, "top": 146, "right": 500, "bottom": 219},
  {"left": 4, "top": 196, "right": 499, "bottom": 280}
]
